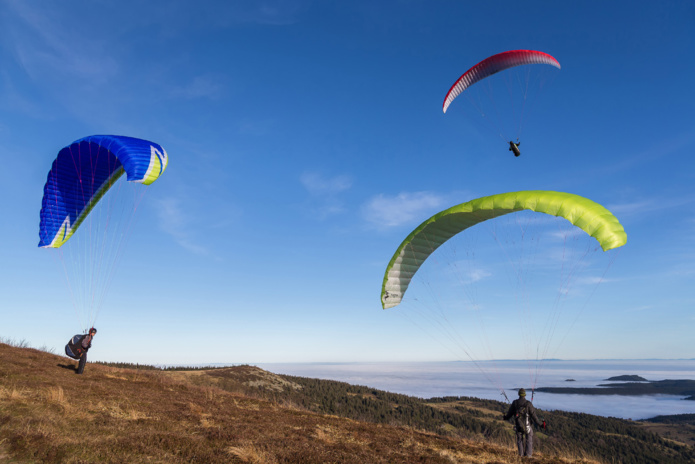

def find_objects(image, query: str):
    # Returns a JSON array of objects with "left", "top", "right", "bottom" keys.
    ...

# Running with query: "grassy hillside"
[
  {"left": 1, "top": 342, "right": 692, "bottom": 463},
  {"left": 189, "top": 366, "right": 694, "bottom": 464}
]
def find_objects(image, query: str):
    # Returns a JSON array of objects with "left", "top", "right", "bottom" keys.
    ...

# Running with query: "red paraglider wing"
[{"left": 442, "top": 50, "right": 561, "bottom": 113}]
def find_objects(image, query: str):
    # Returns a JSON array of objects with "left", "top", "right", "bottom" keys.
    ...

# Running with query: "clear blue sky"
[{"left": 1, "top": 1, "right": 693, "bottom": 365}]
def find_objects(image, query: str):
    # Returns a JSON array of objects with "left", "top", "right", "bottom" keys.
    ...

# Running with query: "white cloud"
[
  {"left": 0, "top": 70, "right": 43, "bottom": 118},
  {"left": 546, "top": 228, "right": 586, "bottom": 242},
  {"left": 299, "top": 172, "right": 352, "bottom": 219},
  {"left": 467, "top": 268, "right": 492, "bottom": 283},
  {"left": 5, "top": 1, "right": 119, "bottom": 84},
  {"left": 607, "top": 194, "right": 695, "bottom": 219},
  {"left": 300, "top": 172, "right": 352, "bottom": 195},
  {"left": 238, "top": 120, "right": 273, "bottom": 136},
  {"left": 574, "top": 275, "right": 614, "bottom": 286},
  {"left": 623, "top": 305, "right": 654, "bottom": 313},
  {"left": 362, "top": 191, "right": 447, "bottom": 229},
  {"left": 170, "top": 75, "right": 223, "bottom": 100},
  {"left": 606, "top": 199, "right": 660, "bottom": 217},
  {"left": 214, "top": 1, "right": 304, "bottom": 26},
  {"left": 585, "top": 127, "right": 695, "bottom": 179},
  {"left": 156, "top": 197, "right": 209, "bottom": 256}
]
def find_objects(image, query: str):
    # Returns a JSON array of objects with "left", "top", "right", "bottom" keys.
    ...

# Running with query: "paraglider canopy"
[
  {"left": 38, "top": 135, "right": 168, "bottom": 248},
  {"left": 381, "top": 190, "right": 626, "bottom": 309},
  {"left": 442, "top": 50, "right": 561, "bottom": 114}
]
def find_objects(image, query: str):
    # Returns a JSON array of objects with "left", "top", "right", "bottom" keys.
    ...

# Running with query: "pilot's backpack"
[
  {"left": 65, "top": 334, "right": 85, "bottom": 359},
  {"left": 515, "top": 401, "right": 532, "bottom": 435}
]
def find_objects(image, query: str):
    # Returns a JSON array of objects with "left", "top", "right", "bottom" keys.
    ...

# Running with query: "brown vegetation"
[{"left": 0, "top": 342, "right": 599, "bottom": 463}]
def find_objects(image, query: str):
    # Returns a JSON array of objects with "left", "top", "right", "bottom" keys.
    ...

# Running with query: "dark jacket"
[
  {"left": 66, "top": 334, "right": 91, "bottom": 359},
  {"left": 80, "top": 334, "right": 93, "bottom": 350},
  {"left": 504, "top": 397, "right": 541, "bottom": 434}
]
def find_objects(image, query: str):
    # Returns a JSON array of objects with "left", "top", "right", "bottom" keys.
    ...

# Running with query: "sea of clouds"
[{"left": 257, "top": 359, "right": 695, "bottom": 420}]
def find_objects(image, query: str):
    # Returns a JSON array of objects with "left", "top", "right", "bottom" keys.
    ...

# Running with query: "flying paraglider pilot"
[
  {"left": 509, "top": 141, "right": 521, "bottom": 157},
  {"left": 65, "top": 328, "right": 97, "bottom": 375},
  {"left": 503, "top": 388, "right": 546, "bottom": 457}
]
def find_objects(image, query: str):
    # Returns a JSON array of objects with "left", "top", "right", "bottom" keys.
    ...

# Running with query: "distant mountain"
[
  {"left": 537, "top": 379, "right": 695, "bottom": 398},
  {"left": 605, "top": 375, "right": 648, "bottom": 381}
]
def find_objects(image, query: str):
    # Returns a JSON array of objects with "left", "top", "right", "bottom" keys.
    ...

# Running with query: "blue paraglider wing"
[{"left": 38, "top": 135, "right": 168, "bottom": 248}]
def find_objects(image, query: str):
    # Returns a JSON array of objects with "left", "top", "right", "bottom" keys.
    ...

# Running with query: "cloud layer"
[{"left": 362, "top": 191, "right": 447, "bottom": 229}]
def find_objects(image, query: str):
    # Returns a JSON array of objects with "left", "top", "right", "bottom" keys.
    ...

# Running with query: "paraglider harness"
[
  {"left": 514, "top": 399, "right": 533, "bottom": 435},
  {"left": 65, "top": 334, "right": 88, "bottom": 360},
  {"left": 509, "top": 141, "right": 521, "bottom": 157}
]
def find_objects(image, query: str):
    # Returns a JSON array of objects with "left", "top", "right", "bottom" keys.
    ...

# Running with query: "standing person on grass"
[
  {"left": 503, "top": 388, "right": 546, "bottom": 457},
  {"left": 74, "top": 328, "right": 97, "bottom": 374}
]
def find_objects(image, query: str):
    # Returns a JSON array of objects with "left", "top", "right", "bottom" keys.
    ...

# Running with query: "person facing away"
[
  {"left": 503, "top": 388, "right": 545, "bottom": 457},
  {"left": 509, "top": 140, "right": 521, "bottom": 157},
  {"left": 76, "top": 328, "right": 97, "bottom": 375}
]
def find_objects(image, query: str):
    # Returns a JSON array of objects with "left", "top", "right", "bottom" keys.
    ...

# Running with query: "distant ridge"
[
  {"left": 536, "top": 379, "right": 695, "bottom": 398},
  {"left": 605, "top": 375, "right": 648, "bottom": 381}
]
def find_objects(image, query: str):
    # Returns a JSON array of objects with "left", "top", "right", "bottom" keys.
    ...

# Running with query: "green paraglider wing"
[{"left": 381, "top": 191, "right": 626, "bottom": 309}]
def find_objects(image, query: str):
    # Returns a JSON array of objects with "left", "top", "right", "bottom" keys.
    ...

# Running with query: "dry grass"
[
  {"left": 44, "top": 386, "right": 65, "bottom": 403},
  {"left": 0, "top": 386, "right": 26, "bottom": 401},
  {"left": 0, "top": 342, "right": 601, "bottom": 464},
  {"left": 228, "top": 440, "right": 279, "bottom": 464}
]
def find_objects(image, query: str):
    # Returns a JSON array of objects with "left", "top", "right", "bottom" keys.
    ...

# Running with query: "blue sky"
[{"left": 1, "top": 1, "right": 693, "bottom": 365}]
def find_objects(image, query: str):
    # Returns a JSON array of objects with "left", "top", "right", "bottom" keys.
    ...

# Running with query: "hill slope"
[
  {"left": 1, "top": 342, "right": 692, "bottom": 463},
  {"left": 190, "top": 365, "right": 694, "bottom": 464},
  {"left": 0, "top": 343, "right": 585, "bottom": 464}
]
